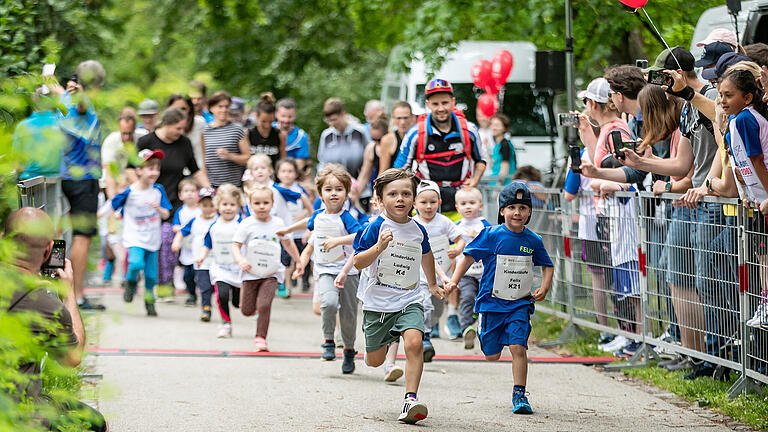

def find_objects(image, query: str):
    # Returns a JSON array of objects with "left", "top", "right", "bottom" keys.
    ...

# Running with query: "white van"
[
  {"left": 692, "top": 1, "right": 768, "bottom": 55},
  {"left": 381, "top": 41, "right": 562, "bottom": 177}
]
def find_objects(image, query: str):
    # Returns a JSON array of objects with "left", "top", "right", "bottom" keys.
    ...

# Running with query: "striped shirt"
[
  {"left": 204, "top": 122, "right": 246, "bottom": 187},
  {"left": 318, "top": 123, "right": 369, "bottom": 178}
]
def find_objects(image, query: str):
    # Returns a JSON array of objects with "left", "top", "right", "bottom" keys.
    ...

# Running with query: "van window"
[{"left": 416, "top": 83, "right": 549, "bottom": 136}]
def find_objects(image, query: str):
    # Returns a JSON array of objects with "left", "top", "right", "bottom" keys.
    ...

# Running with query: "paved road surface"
[{"left": 88, "top": 290, "right": 734, "bottom": 431}]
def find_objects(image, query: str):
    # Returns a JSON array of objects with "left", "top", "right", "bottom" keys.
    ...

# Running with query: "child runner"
[
  {"left": 233, "top": 185, "right": 303, "bottom": 351},
  {"left": 112, "top": 149, "right": 173, "bottom": 316},
  {"left": 353, "top": 168, "right": 443, "bottom": 424},
  {"left": 174, "top": 188, "right": 218, "bottom": 321},
  {"left": 196, "top": 184, "right": 243, "bottom": 338},
  {"left": 413, "top": 180, "right": 465, "bottom": 361},
  {"left": 276, "top": 157, "right": 312, "bottom": 293},
  {"left": 454, "top": 187, "right": 492, "bottom": 348},
  {"left": 172, "top": 178, "right": 202, "bottom": 306},
  {"left": 447, "top": 181, "right": 554, "bottom": 414},
  {"left": 284, "top": 164, "right": 362, "bottom": 374},
  {"left": 243, "top": 154, "right": 312, "bottom": 298}
]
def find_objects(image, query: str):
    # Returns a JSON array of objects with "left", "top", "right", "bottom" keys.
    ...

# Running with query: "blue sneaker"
[
  {"left": 430, "top": 323, "right": 440, "bottom": 339},
  {"left": 276, "top": 283, "right": 289, "bottom": 298},
  {"left": 422, "top": 338, "right": 435, "bottom": 363},
  {"left": 512, "top": 392, "right": 533, "bottom": 414},
  {"left": 445, "top": 314, "right": 461, "bottom": 339}
]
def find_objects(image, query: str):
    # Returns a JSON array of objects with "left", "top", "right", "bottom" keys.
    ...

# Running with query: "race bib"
[
  {"left": 193, "top": 236, "right": 212, "bottom": 268},
  {"left": 429, "top": 234, "right": 452, "bottom": 273},
  {"left": 376, "top": 240, "right": 422, "bottom": 290},
  {"left": 246, "top": 238, "right": 282, "bottom": 277},
  {"left": 213, "top": 237, "right": 234, "bottom": 265},
  {"left": 492, "top": 255, "right": 534, "bottom": 301},
  {"left": 315, "top": 222, "right": 344, "bottom": 264},
  {"left": 466, "top": 257, "right": 484, "bottom": 277}
]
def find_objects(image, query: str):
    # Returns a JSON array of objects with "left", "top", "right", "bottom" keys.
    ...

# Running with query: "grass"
[{"left": 532, "top": 311, "right": 768, "bottom": 431}]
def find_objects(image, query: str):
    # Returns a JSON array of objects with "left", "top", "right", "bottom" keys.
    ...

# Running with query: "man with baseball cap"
[
  {"left": 696, "top": 42, "right": 734, "bottom": 70},
  {"left": 394, "top": 78, "right": 488, "bottom": 219},
  {"left": 136, "top": 99, "right": 159, "bottom": 135},
  {"left": 696, "top": 28, "right": 738, "bottom": 49}
]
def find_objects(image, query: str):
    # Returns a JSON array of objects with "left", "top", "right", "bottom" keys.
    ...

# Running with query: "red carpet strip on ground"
[
  {"left": 84, "top": 287, "right": 314, "bottom": 298},
  {"left": 86, "top": 347, "right": 616, "bottom": 364}
]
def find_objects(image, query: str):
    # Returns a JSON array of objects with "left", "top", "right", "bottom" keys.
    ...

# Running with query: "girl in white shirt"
[
  {"left": 232, "top": 185, "right": 302, "bottom": 351},
  {"left": 196, "top": 184, "right": 243, "bottom": 338}
]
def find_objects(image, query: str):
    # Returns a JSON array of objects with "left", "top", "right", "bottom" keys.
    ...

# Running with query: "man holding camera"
[{"left": 5, "top": 207, "right": 106, "bottom": 431}]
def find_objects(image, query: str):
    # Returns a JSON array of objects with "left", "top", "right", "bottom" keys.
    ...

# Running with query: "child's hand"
[
  {"left": 532, "top": 287, "right": 549, "bottom": 302},
  {"left": 334, "top": 272, "right": 347, "bottom": 289},
  {"left": 446, "top": 248, "right": 460, "bottom": 259},
  {"left": 195, "top": 258, "right": 203, "bottom": 267},
  {"left": 377, "top": 228, "right": 393, "bottom": 250},
  {"left": 171, "top": 239, "right": 181, "bottom": 253},
  {"left": 444, "top": 281, "right": 459, "bottom": 295},
  {"left": 429, "top": 284, "right": 445, "bottom": 300},
  {"left": 148, "top": 201, "right": 161, "bottom": 211},
  {"left": 440, "top": 275, "right": 452, "bottom": 288},
  {"left": 291, "top": 267, "right": 303, "bottom": 280},
  {"left": 322, "top": 236, "right": 340, "bottom": 251},
  {"left": 237, "top": 259, "right": 251, "bottom": 273},
  {"left": 276, "top": 228, "right": 288, "bottom": 238}
]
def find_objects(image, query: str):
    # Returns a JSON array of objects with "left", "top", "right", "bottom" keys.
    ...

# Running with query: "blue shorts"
[
  {"left": 477, "top": 299, "right": 535, "bottom": 356},
  {"left": 612, "top": 261, "right": 639, "bottom": 300}
]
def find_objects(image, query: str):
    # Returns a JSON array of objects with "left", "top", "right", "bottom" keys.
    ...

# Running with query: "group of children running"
[{"left": 103, "top": 148, "right": 554, "bottom": 423}]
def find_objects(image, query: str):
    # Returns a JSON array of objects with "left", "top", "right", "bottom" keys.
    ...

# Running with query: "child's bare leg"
[
  {"left": 386, "top": 340, "right": 399, "bottom": 364},
  {"left": 365, "top": 345, "right": 388, "bottom": 367},
  {"left": 509, "top": 345, "right": 528, "bottom": 387},
  {"left": 448, "top": 288, "right": 459, "bottom": 307},
  {"left": 402, "top": 329, "right": 424, "bottom": 394}
]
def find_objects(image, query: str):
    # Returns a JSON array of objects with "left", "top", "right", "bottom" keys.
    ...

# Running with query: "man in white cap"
[
  {"left": 136, "top": 99, "right": 159, "bottom": 135},
  {"left": 696, "top": 28, "right": 738, "bottom": 49}
]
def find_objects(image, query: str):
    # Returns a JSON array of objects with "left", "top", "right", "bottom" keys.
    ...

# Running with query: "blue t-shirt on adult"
[
  {"left": 12, "top": 110, "right": 66, "bottom": 180},
  {"left": 58, "top": 92, "right": 101, "bottom": 181},
  {"left": 273, "top": 122, "right": 310, "bottom": 160},
  {"left": 463, "top": 224, "right": 553, "bottom": 313}
]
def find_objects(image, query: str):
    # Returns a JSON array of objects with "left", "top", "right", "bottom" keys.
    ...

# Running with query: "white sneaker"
[
  {"left": 217, "top": 323, "right": 232, "bottom": 338},
  {"left": 398, "top": 397, "right": 428, "bottom": 424},
  {"left": 384, "top": 363, "right": 404, "bottom": 382},
  {"left": 747, "top": 303, "right": 768, "bottom": 328},
  {"left": 599, "top": 335, "right": 629, "bottom": 352}
]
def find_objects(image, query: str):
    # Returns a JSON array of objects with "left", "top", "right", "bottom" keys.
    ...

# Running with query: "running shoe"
[
  {"left": 683, "top": 361, "right": 715, "bottom": 380},
  {"left": 430, "top": 323, "right": 440, "bottom": 339},
  {"left": 423, "top": 338, "right": 435, "bottom": 363},
  {"left": 79, "top": 297, "right": 107, "bottom": 311},
  {"left": 217, "top": 323, "right": 232, "bottom": 338},
  {"left": 621, "top": 341, "right": 642, "bottom": 356},
  {"left": 184, "top": 296, "right": 197, "bottom": 307},
  {"left": 599, "top": 335, "right": 629, "bottom": 352},
  {"left": 463, "top": 326, "right": 476, "bottom": 350},
  {"left": 201, "top": 306, "right": 212, "bottom": 322},
  {"left": 384, "top": 363, "right": 404, "bottom": 382},
  {"left": 512, "top": 391, "right": 533, "bottom": 415},
  {"left": 145, "top": 301, "right": 157, "bottom": 317},
  {"left": 342, "top": 348, "right": 356, "bottom": 374},
  {"left": 597, "top": 333, "right": 615, "bottom": 345},
  {"left": 445, "top": 314, "right": 461, "bottom": 340},
  {"left": 277, "top": 283, "right": 289, "bottom": 298},
  {"left": 747, "top": 303, "right": 768, "bottom": 328},
  {"left": 254, "top": 337, "right": 268, "bottom": 352},
  {"left": 398, "top": 397, "right": 428, "bottom": 424},
  {"left": 123, "top": 283, "right": 137, "bottom": 303},
  {"left": 321, "top": 341, "right": 336, "bottom": 360}
]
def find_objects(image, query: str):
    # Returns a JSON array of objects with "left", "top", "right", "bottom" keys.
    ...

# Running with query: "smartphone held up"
[{"left": 42, "top": 240, "right": 66, "bottom": 279}]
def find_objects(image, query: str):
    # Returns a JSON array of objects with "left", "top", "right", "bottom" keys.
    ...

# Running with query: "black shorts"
[
  {"left": 280, "top": 238, "right": 307, "bottom": 266},
  {"left": 62, "top": 179, "right": 99, "bottom": 237}
]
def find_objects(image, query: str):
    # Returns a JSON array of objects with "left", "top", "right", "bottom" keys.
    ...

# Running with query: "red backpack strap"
[
  {"left": 452, "top": 108, "right": 472, "bottom": 160},
  {"left": 415, "top": 113, "right": 428, "bottom": 163}
]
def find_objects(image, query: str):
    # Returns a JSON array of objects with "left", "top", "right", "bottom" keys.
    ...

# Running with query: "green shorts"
[{"left": 362, "top": 303, "right": 425, "bottom": 352}]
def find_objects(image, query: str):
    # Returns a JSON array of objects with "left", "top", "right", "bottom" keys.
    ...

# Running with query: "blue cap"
[
  {"left": 701, "top": 52, "right": 751, "bottom": 81},
  {"left": 695, "top": 42, "right": 734, "bottom": 68},
  {"left": 498, "top": 181, "right": 532, "bottom": 224}
]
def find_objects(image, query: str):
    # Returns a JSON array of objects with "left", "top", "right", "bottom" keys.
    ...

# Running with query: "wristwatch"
[
  {"left": 664, "top": 182, "right": 672, "bottom": 193},
  {"left": 706, "top": 177, "right": 714, "bottom": 193}
]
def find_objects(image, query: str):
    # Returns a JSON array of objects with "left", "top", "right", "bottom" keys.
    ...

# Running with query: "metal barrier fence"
[
  {"left": 478, "top": 181, "right": 766, "bottom": 397},
  {"left": 17, "top": 176, "right": 71, "bottom": 246}
]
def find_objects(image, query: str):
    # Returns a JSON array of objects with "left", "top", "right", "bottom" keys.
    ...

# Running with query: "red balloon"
[
  {"left": 619, "top": 0, "right": 647, "bottom": 7},
  {"left": 477, "top": 93, "right": 499, "bottom": 117},
  {"left": 471, "top": 59, "right": 495, "bottom": 94},
  {"left": 491, "top": 50, "right": 514, "bottom": 91}
]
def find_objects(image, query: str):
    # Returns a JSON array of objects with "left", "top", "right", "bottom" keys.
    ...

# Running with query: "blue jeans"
[
  {"left": 127, "top": 247, "right": 158, "bottom": 300},
  {"left": 183, "top": 264, "right": 196, "bottom": 299},
  {"left": 195, "top": 269, "right": 213, "bottom": 308}
]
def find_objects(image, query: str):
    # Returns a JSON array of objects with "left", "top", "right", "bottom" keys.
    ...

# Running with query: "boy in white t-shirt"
[
  {"left": 353, "top": 168, "right": 443, "bottom": 424},
  {"left": 174, "top": 188, "right": 217, "bottom": 321},
  {"left": 172, "top": 178, "right": 202, "bottom": 306},
  {"left": 111, "top": 149, "right": 173, "bottom": 316},
  {"left": 413, "top": 180, "right": 465, "bottom": 362},
  {"left": 454, "top": 187, "right": 492, "bottom": 348},
  {"left": 283, "top": 164, "right": 362, "bottom": 374},
  {"left": 232, "top": 185, "right": 303, "bottom": 351}
]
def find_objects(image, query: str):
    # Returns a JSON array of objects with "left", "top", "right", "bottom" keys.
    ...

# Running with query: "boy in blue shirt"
[{"left": 447, "top": 181, "right": 553, "bottom": 415}]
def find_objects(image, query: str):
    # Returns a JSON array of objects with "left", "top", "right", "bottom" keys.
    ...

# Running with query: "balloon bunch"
[{"left": 471, "top": 50, "right": 513, "bottom": 117}]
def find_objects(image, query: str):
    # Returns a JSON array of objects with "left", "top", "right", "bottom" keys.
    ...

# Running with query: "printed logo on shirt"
[{"left": 520, "top": 246, "right": 533, "bottom": 254}]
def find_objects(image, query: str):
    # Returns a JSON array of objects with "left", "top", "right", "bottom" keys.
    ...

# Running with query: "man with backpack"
[{"left": 394, "top": 79, "right": 488, "bottom": 218}]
